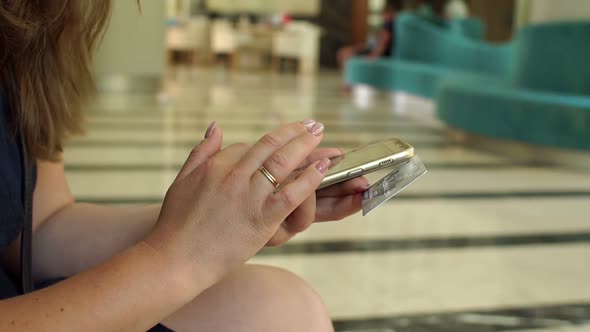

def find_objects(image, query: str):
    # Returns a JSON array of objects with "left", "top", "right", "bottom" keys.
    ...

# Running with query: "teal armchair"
[
  {"left": 436, "top": 21, "right": 590, "bottom": 151},
  {"left": 345, "top": 13, "right": 511, "bottom": 98}
]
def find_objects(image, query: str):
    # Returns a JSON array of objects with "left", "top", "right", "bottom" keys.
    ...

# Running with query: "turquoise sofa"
[
  {"left": 450, "top": 17, "right": 484, "bottom": 40},
  {"left": 436, "top": 21, "right": 590, "bottom": 150},
  {"left": 345, "top": 13, "right": 512, "bottom": 98}
]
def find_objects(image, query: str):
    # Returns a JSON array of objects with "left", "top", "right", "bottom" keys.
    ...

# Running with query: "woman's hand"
[
  {"left": 267, "top": 149, "right": 369, "bottom": 246},
  {"left": 144, "top": 120, "right": 330, "bottom": 286}
]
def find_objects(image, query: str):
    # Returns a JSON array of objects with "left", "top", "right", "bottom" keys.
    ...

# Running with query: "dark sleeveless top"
[
  {"left": 0, "top": 93, "right": 26, "bottom": 247},
  {"left": 0, "top": 91, "right": 27, "bottom": 298}
]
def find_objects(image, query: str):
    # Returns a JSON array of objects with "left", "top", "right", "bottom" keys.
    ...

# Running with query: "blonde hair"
[{"left": 0, "top": 1, "right": 112, "bottom": 160}]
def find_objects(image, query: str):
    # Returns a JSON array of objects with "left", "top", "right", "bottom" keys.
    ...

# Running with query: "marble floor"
[{"left": 65, "top": 69, "right": 590, "bottom": 331}]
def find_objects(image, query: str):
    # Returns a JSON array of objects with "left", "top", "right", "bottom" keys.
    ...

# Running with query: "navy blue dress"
[
  {"left": 0, "top": 92, "right": 172, "bottom": 332},
  {"left": 0, "top": 91, "right": 27, "bottom": 299}
]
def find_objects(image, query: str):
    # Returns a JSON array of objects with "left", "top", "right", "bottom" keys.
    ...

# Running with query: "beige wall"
[
  {"left": 94, "top": 1, "right": 165, "bottom": 78},
  {"left": 517, "top": 0, "right": 590, "bottom": 26},
  {"left": 206, "top": 0, "right": 320, "bottom": 15}
]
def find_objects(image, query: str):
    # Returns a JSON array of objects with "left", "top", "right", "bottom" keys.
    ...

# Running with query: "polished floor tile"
[
  {"left": 291, "top": 198, "right": 590, "bottom": 243},
  {"left": 65, "top": 167, "right": 590, "bottom": 199},
  {"left": 511, "top": 327, "right": 590, "bottom": 332},
  {"left": 63, "top": 146, "right": 508, "bottom": 168},
  {"left": 252, "top": 244, "right": 590, "bottom": 319},
  {"left": 65, "top": 69, "right": 590, "bottom": 331}
]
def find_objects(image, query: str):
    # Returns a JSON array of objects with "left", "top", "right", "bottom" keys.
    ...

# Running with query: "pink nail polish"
[
  {"left": 316, "top": 158, "right": 331, "bottom": 174},
  {"left": 302, "top": 119, "right": 316, "bottom": 129},
  {"left": 204, "top": 121, "right": 217, "bottom": 139},
  {"left": 310, "top": 123, "right": 325, "bottom": 136}
]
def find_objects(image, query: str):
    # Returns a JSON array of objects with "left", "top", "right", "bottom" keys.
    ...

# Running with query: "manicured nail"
[
  {"left": 204, "top": 121, "right": 217, "bottom": 139},
  {"left": 309, "top": 123, "right": 324, "bottom": 136},
  {"left": 316, "top": 158, "right": 331, "bottom": 174},
  {"left": 302, "top": 119, "right": 316, "bottom": 129}
]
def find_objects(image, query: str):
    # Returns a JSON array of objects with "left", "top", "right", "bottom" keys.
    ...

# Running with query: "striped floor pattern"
[{"left": 65, "top": 69, "right": 590, "bottom": 331}]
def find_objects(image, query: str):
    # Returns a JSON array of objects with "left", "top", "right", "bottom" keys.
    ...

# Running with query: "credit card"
[{"left": 362, "top": 155, "right": 427, "bottom": 216}]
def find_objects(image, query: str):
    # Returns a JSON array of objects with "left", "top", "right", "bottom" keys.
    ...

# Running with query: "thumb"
[{"left": 177, "top": 122, "right": 223, "bottom": 180}]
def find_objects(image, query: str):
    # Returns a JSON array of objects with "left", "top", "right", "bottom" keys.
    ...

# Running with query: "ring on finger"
[{"left": 259, "top": 166, "right": 280, "bottom": 189}]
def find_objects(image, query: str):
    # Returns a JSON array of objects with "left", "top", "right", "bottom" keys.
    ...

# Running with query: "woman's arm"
[
  {"left": 0, "top": 121, "right": 343, "bottom": 331},
  {"left": 32, "top": 202, "right": 161, "bottom": 282},
  {"left": 0, "top": 241, "right": 202, "bottom": 332},
  {"left": 8, "top": 151, "right": 364, "bottom": 282},
  {"left": 0, "top": 160, "right": 163, "bottom": 282},
  {"left": 34, "top": 158, "right": 160, "bottom": 280}
]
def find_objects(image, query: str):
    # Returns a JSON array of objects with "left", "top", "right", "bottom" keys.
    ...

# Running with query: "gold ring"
[{"left": 259, "top": 166, "right": 280, "bottom": 189}]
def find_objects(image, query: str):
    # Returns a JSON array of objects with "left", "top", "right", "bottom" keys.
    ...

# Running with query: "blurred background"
[{"left": 75, "top": 0, "right": 590, "bottom": 331}]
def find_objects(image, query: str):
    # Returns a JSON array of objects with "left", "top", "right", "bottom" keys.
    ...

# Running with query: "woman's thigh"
[{"left": 161, "top": 264, "right": 333, "bottom": 332}]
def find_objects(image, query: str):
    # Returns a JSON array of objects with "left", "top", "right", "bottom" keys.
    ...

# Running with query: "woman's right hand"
[{"left": 144, "top": 120, "right": 329, "bottom": 286}]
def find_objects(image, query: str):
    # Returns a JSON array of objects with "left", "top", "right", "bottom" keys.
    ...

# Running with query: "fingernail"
[
  {"left": 302, "top": 119, "right": 316, "bottom": 129},
  {"left": 316, "top": 158, "right": 331, "bottom": 174},
  {"left": 309, "top": 123, "right": 324, "bottom": 136},
  {"left": 204, "top": 121, "right": 217, "bottom": 139}
]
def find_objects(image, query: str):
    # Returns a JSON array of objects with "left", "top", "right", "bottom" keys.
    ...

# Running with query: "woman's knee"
[
  {"left": 163, "top": 265, "right": 333, "bottom": 332},
  {"left": 228, "top": 265, "right": 333, "bottom": 331}
]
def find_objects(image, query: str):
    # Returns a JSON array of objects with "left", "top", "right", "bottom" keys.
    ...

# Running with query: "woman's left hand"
[{"left": 267, "top": 148, "right": 368, "bottom": 246}]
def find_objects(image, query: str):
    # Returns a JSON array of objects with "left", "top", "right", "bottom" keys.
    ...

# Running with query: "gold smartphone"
[{"left": 318, "top": 138, "right": 414, "bottom": 190}]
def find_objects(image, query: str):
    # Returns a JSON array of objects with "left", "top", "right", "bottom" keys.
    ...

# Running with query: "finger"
[
  {"left": 215, "top": 142, "right": 252, "bottom": 165},
  {"left": 316, "top": 176, "right": 369, "bottom": 198},
  {"left": 253, "top": 123, "right": 325, "bottom": 192},
  {"left": 267, "top": 195, "right": 315, "bottom": 247},
  {"left": 265, "top": 158, "right": 330, "bottom": 223},
  {"left": 284, "top": 194, "right": 316, "bottom": 234},
  {"left": 315, "top": 194, "right": 363, "bottom": 222},
  {"left": 296, "top": 148, "right": 344, "bottom": 168},
  {"left": 276, "top": 148, "right": 343, "bottom": 191},
  {"left": 265, "top": 224, "right": 291, "bottom": 247},
  {"left": 239, "top": 120, "right": 320, "bottom": 174},
  {"left": 177, "top": 123, "right": 223, "bottom": 180}
]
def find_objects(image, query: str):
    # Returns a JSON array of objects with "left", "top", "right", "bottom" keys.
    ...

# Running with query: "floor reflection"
[{"left": 64, "top": 69, "right": 590, "bottom": 331}]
